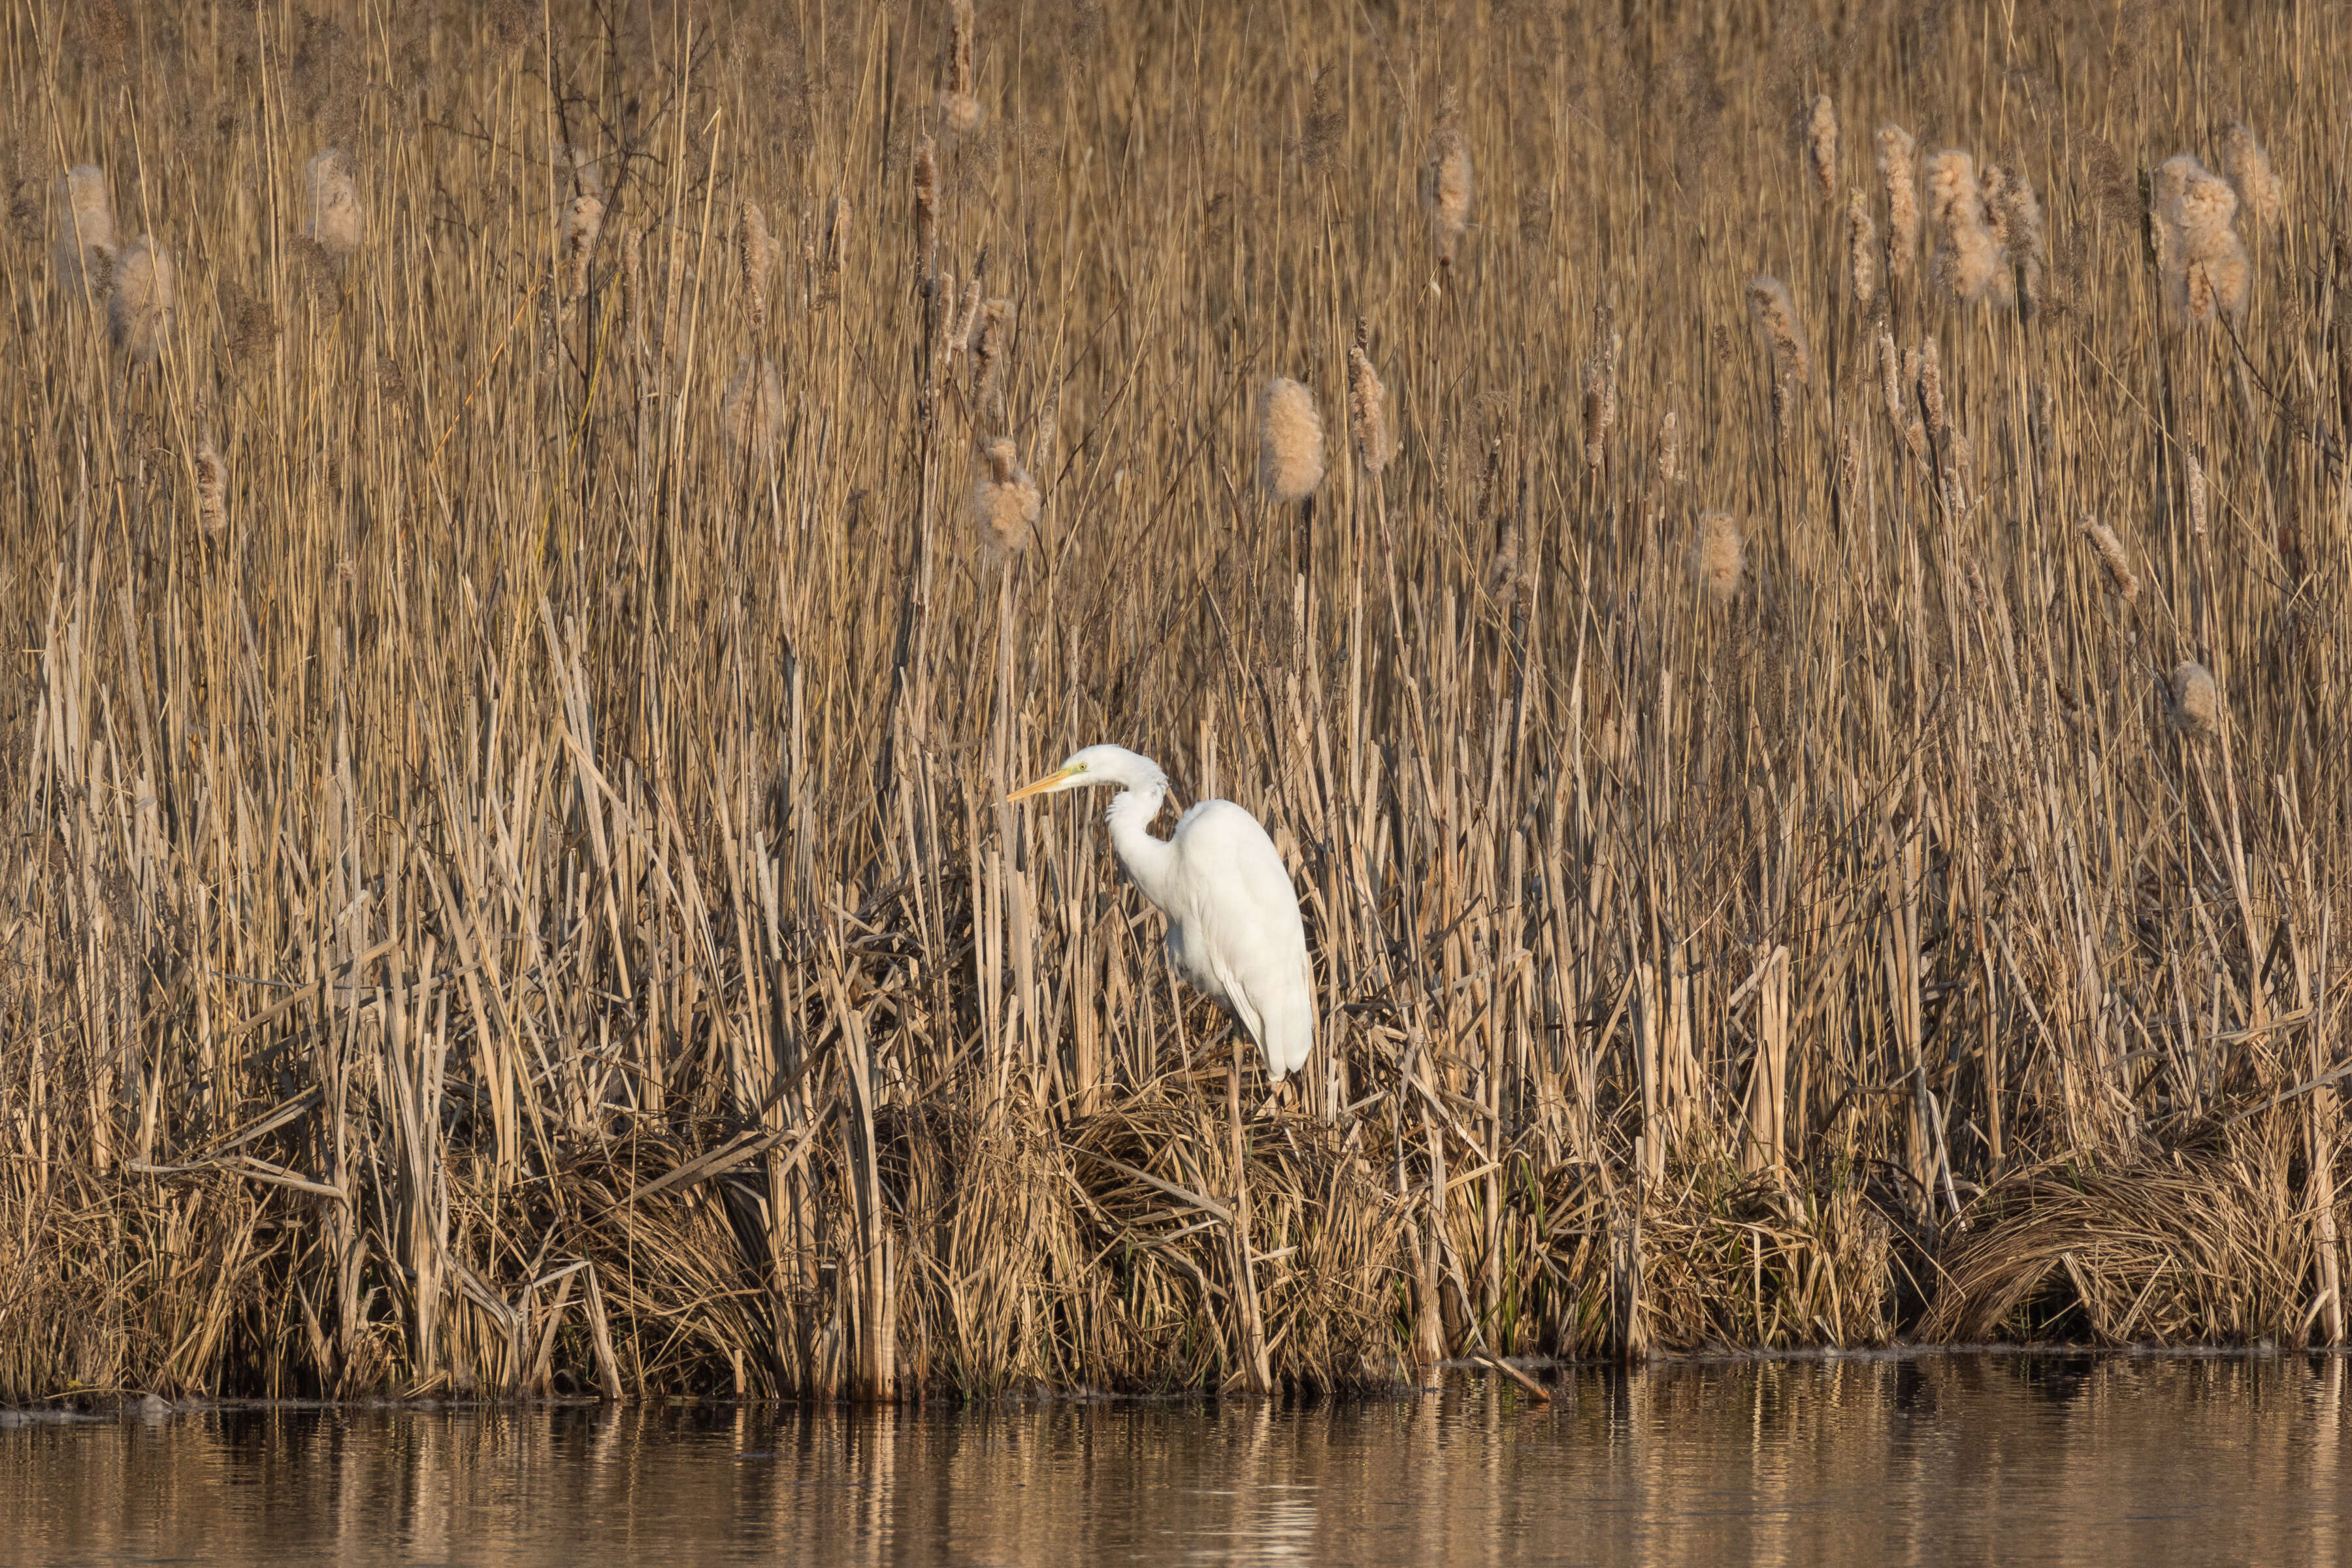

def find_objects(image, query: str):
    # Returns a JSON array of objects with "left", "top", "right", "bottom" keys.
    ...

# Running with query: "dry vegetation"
[{"left": 1, "top": 0, "right": 2347, "bottom": 1402}]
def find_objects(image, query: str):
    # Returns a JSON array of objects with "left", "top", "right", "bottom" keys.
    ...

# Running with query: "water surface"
[{"left": 6, "top": 1354, "right": 2347, "bottom": 1565}]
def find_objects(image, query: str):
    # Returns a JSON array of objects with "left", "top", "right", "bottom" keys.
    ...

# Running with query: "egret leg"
[{"left": 1229, "top": 1042, "right": 1273, "bottom": 1396}]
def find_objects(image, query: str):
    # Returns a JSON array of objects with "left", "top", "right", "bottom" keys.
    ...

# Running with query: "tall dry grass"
[{"left": 1, "top": 0, "right": 2347, "bottom": 1403}]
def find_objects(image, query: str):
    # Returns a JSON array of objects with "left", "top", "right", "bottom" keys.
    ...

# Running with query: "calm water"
[{"left": 5, "top": 1355, "right": 2349, "bottom": 1566}]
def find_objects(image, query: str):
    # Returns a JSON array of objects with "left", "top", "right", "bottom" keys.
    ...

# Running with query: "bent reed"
[{"left": 3, "top": 0, "right": 2348, "bottom": 1405}]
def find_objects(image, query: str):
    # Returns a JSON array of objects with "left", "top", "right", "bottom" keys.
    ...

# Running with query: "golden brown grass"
[{"left": 2, "top": 0, "right": 2347, "bottom": 1405}]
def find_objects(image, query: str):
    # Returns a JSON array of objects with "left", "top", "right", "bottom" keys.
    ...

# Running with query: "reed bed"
[{"left": 1, "top": 0, "right": 2347, "bottom": 1402}]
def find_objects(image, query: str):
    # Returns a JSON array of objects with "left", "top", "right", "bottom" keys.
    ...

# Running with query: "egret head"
[{"left": 1005, "top": 744, "right": 1167, "bottom": 802}]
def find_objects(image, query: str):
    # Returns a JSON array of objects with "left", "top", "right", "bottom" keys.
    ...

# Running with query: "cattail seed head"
[
  {"left": 1847, "top": 189, "right": 1878, "bottom": 308},
  {"left": 1877, "top": 327, "right": 1905, "bottom": 428},
  {"left": 1424, "top": 127, "right": 1473, "bottom": 272},
  {"left": 2221, "top": 123, "right": 2281, "bottom": 230},
  {"left": 970, "top": 434, "right": 1040, "bottom": 561},
  {"left": 2187, "top": 449, "right": 2209, "bottom": 536},
  {"left": 738, "top": 203, "right": 774, "bottom": 337},
  {"left": 1582, "top": 328, "right": 1619, "bottom": 474},
  {"left": 2168, "top": 660, "right": 2219, "bottom": 737},
  {"left": 972, "top": 296, "right": 1016, "bottom": 426},
  {"left": 948, "top": 277, "right": 984, "bottom": 358},
  {"left": 2082, "top": 515, "right": 2140, "bottom": 603},
  {"left": 1746, "top": 275, "right": 1810, "bottom": 385},
  {"left": 823, "top": 193, "right": 851, "bottom": 274},
  {"left": 1806, "top": 95, "right": 1838, "bottom": 203},
  {"left": 940, "top": 0, "right": 983, "bottom": 133},
  {"left": 1693, "top": 512, "right": 1744, "bottom": 605},
  {"left": 1916, "top": 336, "right": 1947, "bottom": 440},
  {"left": 194, "top": 441, "right": 227, "bottom": 536},
  {"left": 53, "top": 165, "right": 117, "bottom": 300},
  {"left": 1997, "top": 167, "right": 2046, "bottom": 317},
  {"left": 720, "top": 353, "right": 784, "bottom": 464},
  {"left": 1658, "top": 408, "right": 1682, "bottom": 485},
  {"left": 1258, "top": 376, "right": 1326, "bottom": 504},
  {"left": 1838, "top": 425, "right": 1863, "bottom": 495},
  {"left": 562, "top": 193, "right": 604, "bottom": 300},
  {"left": 301, "top": 148, "right": 363, "bottom": 258},
  {"left": 1925, "top": 150, "right": 2009, "bottom": 305},
  {"left": 108, "top": 235, "right": 174, "bottom": 364},
  {"left": 1346, "top": 319, "right": 1393, "bottom": 474},
  {"left": 1876, "top": 125, "right": 1919, "bottom": 282},
  {"left": 913, "top": 135, "right": 939, "bottom": 282}
]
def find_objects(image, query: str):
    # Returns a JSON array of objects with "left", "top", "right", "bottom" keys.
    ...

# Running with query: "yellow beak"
[{"left": 1006, "top": 764, "right": 1078, "bottom": 803}]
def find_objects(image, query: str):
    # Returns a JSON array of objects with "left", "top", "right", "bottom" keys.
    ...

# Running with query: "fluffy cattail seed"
[
  {"left": 562, "top": 193, "right": 604, "bottom": 300},
  {"left": 554, "top": 144, "right": 603, "bottom": 199},
  {"left": 108, "top": 235, "right": 174, "bottom": 364},
  {"left": 739, "top": 203, "right": 774, "bottom": 337},
  {"left": 1839, "top": 425, "right": 1863, "bottom": 495},
  {"left": 1847, "top": 189, "right": 1878, "bottom": 308},
  {"left": 1347, "top": 318, "right": 1394, "bottom": 474},
  {"left": 194, "top": 442, "right": 227, "bottom": 536},
  {"left": 2221, "top": 123, "right": 2281, "bottom": 230},
  {"left": 53, "top": 165, "right": 117, "bottom": 301},
  {"left": 1694, "top": 512, "right": 1744, "bottom": 605},
  {"left": 1806, "top": 96, "right": 1838, "bottom": 203},
  {"left": 2156, "top": 155, "right": 2249, "bottom": 327},
  {"left": 2168, "top": 660, "right": 2219, "bottom": 737},
  {"left": 2081, "top": 516, "right": 2140, "bottom": 603},
  {"left": 2187, "top": 450, "right": 2210, "bottom": 536},
  {"left": 970, "top": 435, "right": 1040, "bottom": 560},
  {"left": 1258, "top": 377, "right": 1326, "bottom": 503},
  {"left": 939, "top": 0, "right": 983, "bottom": 133},
  {"left": 1424, "top": 127, "right": 1473, "bottom": 278},
  {"left": 720, "top": 353, "right": 784, "bottom": 463},
  {"left": 913, "top": 135, "right": 939, "bottom": 283},
  {"left": 1925, "top": 150, "right": 2009, "bottom": 304},
  {"left": 301, "top": 148, "right": 363, "bottom": 258},
  {"left": 1876, "top": 125, "right": 1919, "bottom": 283}
]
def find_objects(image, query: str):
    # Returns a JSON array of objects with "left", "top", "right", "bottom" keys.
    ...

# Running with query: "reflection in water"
[{"left": 3, "top": 1356, "right": 2347, "bottom": 1566}]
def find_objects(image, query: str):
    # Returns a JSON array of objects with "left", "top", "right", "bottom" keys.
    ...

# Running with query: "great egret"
[
  {"left": 1005, "top": 743, "right": 1315, "bottom": 1083},
  {"left": 1008, "top": 742, "right": 1307, "bottom": 1394}
]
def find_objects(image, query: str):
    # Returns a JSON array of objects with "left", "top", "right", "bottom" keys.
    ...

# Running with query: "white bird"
[{"left": 1007, "top": 743, "right": 1315, "bottom": 1083}]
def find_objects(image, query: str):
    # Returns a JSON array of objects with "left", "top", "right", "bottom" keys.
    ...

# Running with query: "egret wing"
[{"left": 1168, "top": 800, "right": 1316, "bottom": 1079}]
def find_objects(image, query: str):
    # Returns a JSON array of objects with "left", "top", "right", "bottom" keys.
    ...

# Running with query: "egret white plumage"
[{"left": 1005, "top": 743, "right": 1315, "bottom": 1083}]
